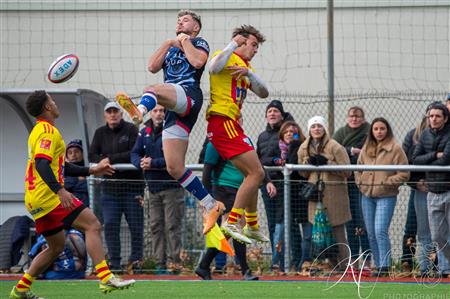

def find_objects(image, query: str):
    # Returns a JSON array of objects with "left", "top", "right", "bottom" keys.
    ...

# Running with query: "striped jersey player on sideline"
[
  {"left": 206, "top": 25, "right": 270, "bottom": 244},
  {"left": 10, "top": 90, "right": 135, "bottom": 299}
]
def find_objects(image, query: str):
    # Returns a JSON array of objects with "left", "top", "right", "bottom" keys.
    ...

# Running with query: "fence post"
[{"left": 283, "top": 165, "right": 291, "bottom": 272}]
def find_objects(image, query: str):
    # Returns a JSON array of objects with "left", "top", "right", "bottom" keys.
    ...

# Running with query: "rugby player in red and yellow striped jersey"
[
  {"left": 206, "top": 25, "right": 270, "bottom": 244},
  {"left": 10, "top": 91, "right": 135, "bottom": 299}
]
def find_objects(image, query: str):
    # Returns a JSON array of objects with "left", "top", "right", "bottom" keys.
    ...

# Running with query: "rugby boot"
[
  {"left": 202, "top": 201, "right": 225, "bottom": 234},
  {"left": 243, "top": 225, "right": 270, "bottom": 243},
  {"left": 115, "top": 92, "right": 143, "bottom": 126},
  {"left": 99, "top": 275, "right": 136, "bottom": 294},
  {"left": 9, "top": 287, "right": 43, "bottom": 299},
  {"left": 221, "top": 220, "right": 252, "bottom": 244}
]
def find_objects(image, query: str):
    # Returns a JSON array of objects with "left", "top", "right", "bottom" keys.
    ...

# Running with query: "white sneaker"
[
  {"left": 243, "top": 225, "right": 270, "bottom": 242},
  {"left": 221, "top": 220, "right": 252, "bottom": 244},
  {"left": 99, "top": 275, "right": 135, "bottom": 293}
]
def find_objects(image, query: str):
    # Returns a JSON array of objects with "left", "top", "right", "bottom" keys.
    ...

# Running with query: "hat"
[
  {"left": 265, "top": 100, "right": 285, "bottom": 116},
  {"left": 307, "top": 116, "right": 327, "bottom": 132},
  {"left": 104, "top": 101, "right": 121, "bottom": 111},
  {"left": 66, "top": 139, "right": 83, "bottom": 152}
]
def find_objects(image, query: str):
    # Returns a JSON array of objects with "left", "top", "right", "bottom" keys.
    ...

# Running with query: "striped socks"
[
  {"left": 15, "top": 272, "right": 34, "bottom": 292},
  {"left": 96, "top": 260, "right": 113, "bottom": 283},
  {"left": 228, "top": 208, "right": 244, "bottom": 224},
  {"left": 245, "top": 211, "right": 259, "bottom": 229}
]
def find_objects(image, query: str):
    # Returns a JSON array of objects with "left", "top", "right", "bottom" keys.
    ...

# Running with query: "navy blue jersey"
[{"left": 163, "top": 37, "right": 209, "bottom": 87}]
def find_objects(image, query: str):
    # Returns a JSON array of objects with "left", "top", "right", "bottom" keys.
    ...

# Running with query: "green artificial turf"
[{"left": 2, "top": 280, "right": 449, "bottom": 299}]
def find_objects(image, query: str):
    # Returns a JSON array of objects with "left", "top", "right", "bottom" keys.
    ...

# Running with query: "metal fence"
[{"left": 87, "top": 163, "right": 450, "bottom": 275}]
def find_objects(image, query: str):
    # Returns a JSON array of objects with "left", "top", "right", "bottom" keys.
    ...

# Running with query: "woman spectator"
[
  {"left": 298, "top": 116, "right": 351, "bottom": 270},
  {"left": 356, "top": 117, "right": 409, "bottom": 277},
  {"left": 278, "top": 120, "right": 311, "bottom": 273}
]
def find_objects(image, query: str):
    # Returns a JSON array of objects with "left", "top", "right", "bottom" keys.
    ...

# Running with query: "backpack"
[{"left": 29, "top": 229, "right": 86, "bottom": 279}]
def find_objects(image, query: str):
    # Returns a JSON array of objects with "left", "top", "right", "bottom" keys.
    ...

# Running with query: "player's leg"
[
  {"left": 227, "top": 151, "right": 269, "bottom": 242},
  {"left": 10, "top": 232, "right": 65, "bottom": 299},
  {"left": 163, "top": 137, "right": 224, "bottom": 234},
  {"left": 116, "top": 83, "right": 179, "bottom": 125},
  {"left": 71, "top": 209, "right": 135, "bottom": 292}
]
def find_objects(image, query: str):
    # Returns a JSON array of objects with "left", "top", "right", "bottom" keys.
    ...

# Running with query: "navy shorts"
[{"left": 163, "top": 85, "right": 203, "bottom": 134}]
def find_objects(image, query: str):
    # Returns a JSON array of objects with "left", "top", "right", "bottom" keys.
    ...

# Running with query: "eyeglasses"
[{"left": 348, "top": 115, "right": 363, "bottom": 119}]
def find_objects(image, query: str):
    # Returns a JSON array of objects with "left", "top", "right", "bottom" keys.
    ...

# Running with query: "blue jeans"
[
  {"left": 413, "top": 190, "right": 433, "bottom": 272},
  {"left": 427, "top": 191, "right": 450, "bottom": 269},
  {"left": 361, "top": 195, "right": 396, "bottom": 268},
  {"left": 102, "top": 190, "right": 144, "bottom": 268},
  {"left": 300, "top": 222, "right": 312, "bottom": 267}
]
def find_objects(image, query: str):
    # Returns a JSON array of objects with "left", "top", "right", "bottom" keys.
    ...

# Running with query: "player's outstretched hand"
[
  {"left": 233, "top": 34, "right": 247, "bottom": 47},
  {"left": 227, "top": 65, "right": 248, "bottom": 80},
  {"left": 57, "top": 188, "right": 77, "bottom": 210},
  {"left": 91, "top": 158, "right": 115, "bottom": 176}
]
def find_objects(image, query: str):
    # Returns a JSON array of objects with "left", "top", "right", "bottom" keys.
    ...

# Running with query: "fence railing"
[{"left": 88, "top": 163, "right": 450, "bottom": 273}]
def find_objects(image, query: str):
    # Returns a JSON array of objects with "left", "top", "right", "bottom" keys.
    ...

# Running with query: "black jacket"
[
  {"left": 256, "top": 112, "right": 294, "bottom": 180},
  {"left": 402, "top": 128, "right": 425, "bottom": 188},
  {"left": 89, "top": 119, "right": 142, "bottom": 180},
  {"left": 413, "top": 123, "right": 450, "bottom": 193},
  {"left": 130, "top": 120, "right": 179, "bottom": 192}
]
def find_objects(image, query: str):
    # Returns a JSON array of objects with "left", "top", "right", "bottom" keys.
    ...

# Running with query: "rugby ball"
[{"left": 47, "top": 54, "right": 79, "bottom": 83}]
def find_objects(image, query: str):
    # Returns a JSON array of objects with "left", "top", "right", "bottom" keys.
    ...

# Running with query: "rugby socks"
[
  {"left": 228, "top": 208, "right": 244, "bottom": 225},
  {"left": 138, "top": 91, "right": 157, "bottom": 115},
  {"left": 96, "top": 260, "right": 113, "bottom": 283},
  {"left": 178, "top": 169, "right": 216, "bottom": 210},
  {"left": 15, "top": 272, "right": 34, "bottom": 292},
  {"left": 245, "top": 211, "right": 259, "bottom": 229}
]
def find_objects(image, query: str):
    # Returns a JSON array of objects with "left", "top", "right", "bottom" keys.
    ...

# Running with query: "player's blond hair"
[
  {"left": 232, "top": 25, "right": 266, "bottom": 44},
  {"left": 178, "top": 10, "right": 202, "bottom": 30}
]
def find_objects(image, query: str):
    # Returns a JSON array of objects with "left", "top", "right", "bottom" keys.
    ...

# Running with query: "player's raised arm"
[
  {"left": 177, "top": 33, "right": 209, "bottom": 69},
  {"left": 248, "top": 69, "right": 269, "bottom": 98},
  {"left": 148, "top": 39, "right": 179, "bottom": 73},
  {"left": 209, "top": 35, "right": 246, "bottom": 74}
]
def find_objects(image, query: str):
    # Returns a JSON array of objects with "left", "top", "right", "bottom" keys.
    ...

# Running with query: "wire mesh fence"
[{"left": 86, "top": 165, "right": 450, "bottom": 277}]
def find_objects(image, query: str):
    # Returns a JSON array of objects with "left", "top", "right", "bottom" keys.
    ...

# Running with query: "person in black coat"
[
  {"left": 256, "top": 99, "right": 294, "bottom": 273},
  {"left": 64, "top": 139, "right": 89, "bottom": 207},
  {"left": 89, "top": 102, "right": 144, "bottom": 271}
]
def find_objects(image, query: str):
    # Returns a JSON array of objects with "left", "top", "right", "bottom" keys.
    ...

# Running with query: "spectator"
[
  {"left": 356, "top": 117, "right": 409, "bottom": 277},
  {"left": 89, "top": 101, "right": 144, "bottom": 271},
  {"left": 130, "top": 104, "right": 184, "bottom": 275},
  {"left": 333, "top": 106, "right": 370, "bottom": 262},
  {"left": 413, "top": 102, "right": 450, "bottom": 277},
  {"left": 195, "top": 140, "right": 258, "bottom": 280},
  {"left": 298, "top": 116, "right": 351, "bottom": 270},
  {"left": 279, "top": 120, "right": 312, "bottom": 273},
  {"left": 402, "top": 115, "right": 434, "bottom": 277},
  {"left": 64, "top": 139, "right": 89, "bottom": 207},
  {"left": 256, "top": 99, "right": 294, "bottom": 273}
]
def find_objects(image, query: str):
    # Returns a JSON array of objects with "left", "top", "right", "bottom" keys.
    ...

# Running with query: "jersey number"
[{"left": 25, "top": 163, "right": 36, "bottom": 190}]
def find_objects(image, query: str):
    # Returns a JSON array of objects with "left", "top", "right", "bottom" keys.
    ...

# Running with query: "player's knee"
[
  {"left": 166, "top": 164, "right": 183, "bottom": 180},
  {"left": 254, "top": 166, "right": 265, "bottom": 183},
  {"left": 86, "top": 218, "right": 102, "bottom": 235}
]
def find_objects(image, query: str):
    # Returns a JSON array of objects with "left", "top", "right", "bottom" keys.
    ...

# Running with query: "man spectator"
[
  {"left": 89, "top": 101, "right": 144, "bottom": 271},
  {"left": 131, "top": 104, "right": 184, "bottom": 275},
  {"left": 64, "top": 139, "right": 89, "bottom": 207},
  {"left": 413, "top": 102, "right": 450, "bottom": 275},
  {"left": 256, "top": 99, "right": 298, "bottom": 273},
  {"left": 333, "top": 106, "right": 370, "bottom": 263}
]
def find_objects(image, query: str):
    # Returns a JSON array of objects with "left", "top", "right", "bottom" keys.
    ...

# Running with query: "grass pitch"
[{"left": 2, "top": 280, "right": 449, "bottom": 299}]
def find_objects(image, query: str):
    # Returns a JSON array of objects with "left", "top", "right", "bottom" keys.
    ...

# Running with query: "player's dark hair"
[
  {"left": 232, "top": 25, "right": 266, "bottom": 44},
  {"left": 178, "top": 10, "right": 202, "bottom": 30},
  {"left": 26, "top": 90, "right": 48, "bottom": 117}
]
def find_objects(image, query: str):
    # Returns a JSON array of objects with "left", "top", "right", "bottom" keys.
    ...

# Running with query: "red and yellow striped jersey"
[
  {"left": 207, "top": 50, "right": 255, "bottom": 121},
  {"left": 25, "top": 120, "right": 65, "bottom": 219}
]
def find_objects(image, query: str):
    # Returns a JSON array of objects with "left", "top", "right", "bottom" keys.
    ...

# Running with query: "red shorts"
[
  {"left": 207, "top": 115, "right": 254, "bottom": 160},
  {"left": 35, "top": 198, "right": 86, "bottom": 237}
]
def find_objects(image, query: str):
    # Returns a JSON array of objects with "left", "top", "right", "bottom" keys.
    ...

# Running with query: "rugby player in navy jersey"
[{"left": 116, "top": 10, "right": 228, "bottom": 236}]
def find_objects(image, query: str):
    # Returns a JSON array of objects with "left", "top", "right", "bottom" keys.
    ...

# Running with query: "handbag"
[{"left": 300, "top": 175, "right": 325, "bottom": 202}]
